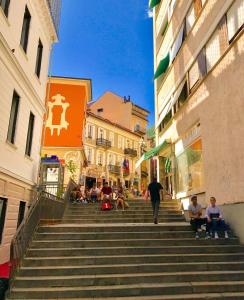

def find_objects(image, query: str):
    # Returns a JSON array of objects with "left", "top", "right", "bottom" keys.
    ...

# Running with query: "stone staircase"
[{"left": 7, "top": 199, "right": 244, "bottom": 299}]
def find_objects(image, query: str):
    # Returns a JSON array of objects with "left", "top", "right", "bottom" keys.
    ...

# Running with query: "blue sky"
[{"left": 51, "top": 0, "right": 154, "bottom": 125}]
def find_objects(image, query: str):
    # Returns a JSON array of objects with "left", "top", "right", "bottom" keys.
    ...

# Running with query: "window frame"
[
  {"left": 25, "top": 112, "right": 35, "bottom": 157},
  {"left": 20, "top": 5, "right": 31, "bottom": 53},
  {"left": 17, "top": 201, "right": 26, "bottom": 229},
  {"left": 35, "top": 39, "right": 43, "bottom": 78},
  {"left": 0, "top": 0, "right": 10, "bottom": 17},
  {"left": 0, "top": 198, "right": 7, "bottom": 244},
  {"left": 7, "top": 90, "right": 20, "bottom": 144}
]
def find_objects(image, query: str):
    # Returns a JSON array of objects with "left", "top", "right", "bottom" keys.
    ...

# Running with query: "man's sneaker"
[
  {"left": 225, "top": 231, "right": 229, "bottom": 239},
  {"left": 205, "top": 233, "right": 210, "bottom": 239},
  {"left": 214, "top": 232, "right": 219, "bottom": 239},
  {"left": 195, "top": 233, "right": 200, "bottom": 239}
]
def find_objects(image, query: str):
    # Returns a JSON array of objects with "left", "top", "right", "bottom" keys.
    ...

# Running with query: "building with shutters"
[
  {"left": 0, "top": 0, "right": 61, "bottom": 266},
  {"left": 151, "top": 0, "right": 244, "bottom": 227},
  {"left": 83, "top": 92, "right": 149, "bottom": 190}
]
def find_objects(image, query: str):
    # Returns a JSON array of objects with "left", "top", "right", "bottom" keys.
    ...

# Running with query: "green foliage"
[{"left": 65, "top": 160, "right": 77, "bottom": 180}]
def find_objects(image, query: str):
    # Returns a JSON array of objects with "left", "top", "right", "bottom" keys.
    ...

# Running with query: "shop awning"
[
  {"left": 135, "top": 140, "right": 169, "bottom": 169},
  {"left": 149, "top": 0, "right": 161, "bottom": 9},
  {"left": 154, "top": 53, "right": 170, "bottom": 80}
]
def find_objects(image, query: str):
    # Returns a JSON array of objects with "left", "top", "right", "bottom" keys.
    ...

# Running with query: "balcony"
[
  {"left": 124, "top": 148, "right": 137, "bottom": 157},
  {"left": 108, "top": 165, "right": 121, "bottom": 175},
  {"left": 134, "top": 125, "right": 146, "bottom": 135},
  {"left": 96, "top": 138, "right": 111, "bottom": 149}
]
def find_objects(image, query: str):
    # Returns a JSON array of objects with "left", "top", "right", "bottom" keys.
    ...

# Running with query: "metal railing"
[
  {"left": 134, "top": 125, "right": 146, "bottom": 134},
  {"left": 9, "top": 179, "right": 76, "bottom": 289},
  {"left": 96, "top": 138, "right": 112, "bottom": 148},
  {"left": 124, "top": 148, "right": 137, "bottom": 157}
]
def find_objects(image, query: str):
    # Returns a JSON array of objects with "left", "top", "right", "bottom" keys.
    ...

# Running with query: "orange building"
[{"left": 42, "top": 76, "right": 92, "bottom": 184}]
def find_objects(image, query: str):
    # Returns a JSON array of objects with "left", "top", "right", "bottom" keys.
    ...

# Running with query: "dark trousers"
[
  {"left": 151, "top": 200, "right": 160, "bottom": 220},
  {"left": 190, "top": 218, "right": 206, "bottom": 232},
  {"left": 207, "top": 219, "right": 228, "bottom": 233}
]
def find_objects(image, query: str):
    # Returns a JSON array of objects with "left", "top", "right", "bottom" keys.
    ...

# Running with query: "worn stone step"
[
  {"left": 27, "top": 244, "right": 244, "bottom": 257},
  {"left": 9, "top": 281, "right": 244, "bottom": 298},
  {"left": 31, "top": 238, "right": 238, "bottom": 249},
  {"left": 34, "top": 231, "right": 196, "bottom": 241},
  {"left": 63, "top": 211, "right": 183, "bottom": 216},
  {"left": 13, "top": 270, "right": 244, "bottom": 288},
  {"left": 22, "top": 252, "right": 244, "bottom": 267},
  {"left": 60, "top": 218, "right": 185, "bottom": 224},
  {"left": 37, "top": 224, "right": 191, "bottom": 233},
  {"left": 18, "top": 261, "right": 244, "bottom": 277}
]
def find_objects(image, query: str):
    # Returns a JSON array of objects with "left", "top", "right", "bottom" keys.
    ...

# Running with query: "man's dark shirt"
[
  {"left": 101, "top": 186, "right": 112, "bottom": 195},
  {"left": 148, "top": 182, "right": 163, "bottom": 202}
]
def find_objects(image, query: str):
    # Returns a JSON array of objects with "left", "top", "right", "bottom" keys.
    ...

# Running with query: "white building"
[{"left": 0, "top": 0, "right": 61, "bottom": 265}]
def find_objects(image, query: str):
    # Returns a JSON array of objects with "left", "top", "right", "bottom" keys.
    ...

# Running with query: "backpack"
[{"left": 101, "top": 201, "right": 112, "bottom": 211}]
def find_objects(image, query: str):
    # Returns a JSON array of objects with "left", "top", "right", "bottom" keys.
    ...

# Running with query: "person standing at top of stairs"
[{"left": 147, "top": 177, "right": 163, "bottom": 224}]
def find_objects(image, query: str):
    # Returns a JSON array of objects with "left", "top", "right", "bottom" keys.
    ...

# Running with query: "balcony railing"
[
  {"left": 108, "top": 164, "right": 121, "bottom": 175},
  {"left": 124, "top": 148, "right": 137, "bottom": 157},
  {"left": 134, "top": 125, "right": 146, "bottom": 135},
  {"left": 96, "top": 138, "right": 111, "bottom": 148},
  {"left": 47, "top": 0, "right": 62, "bottom": 36}
]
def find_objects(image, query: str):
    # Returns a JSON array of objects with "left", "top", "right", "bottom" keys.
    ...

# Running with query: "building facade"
[
  {"left": 42, "top": 76, "right": 92, "bottom": 185},
  {"left": 0, "top": 0, "right": 61, "bottom": 265},
  {"left": 151, "top": 0, "right": 244, "bottom": 216},
  {"left": 84, "top": 112, "right": 144, "bottom": 189},
  {"left": 85, "top": 92, "right": 149, "bottom": 190}
]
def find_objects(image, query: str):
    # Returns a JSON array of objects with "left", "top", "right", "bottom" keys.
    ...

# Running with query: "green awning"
[
  {"left": 144, "top": 140, "right": 169, "bottom": 160},
  {"left": 154, "top": 53, "right": 170, "bottom": 80},
  {"left": 135, "top": 140, "right": 169, "bottom": 169},
  {"left": 149, "top": 0, "right": 161, "bottom": 9}
]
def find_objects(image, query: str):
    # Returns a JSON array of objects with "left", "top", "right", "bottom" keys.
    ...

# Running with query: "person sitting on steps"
[
  {"left": 205, "top": 196, "right": 229, "bottom": 239},
  {"left": 115, "top": 185, "right": 125, "bottom": 211},
  {"left": 188, "top": 195, "right": 207, "bottom": 239}
]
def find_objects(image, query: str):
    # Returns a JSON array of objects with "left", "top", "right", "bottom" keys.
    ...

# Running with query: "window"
[
  {"left": 0, "top": 198, "right": 7, "bottom": 244},
  {"left": 97, "top": 108, "right": 103, "bottom": 113},
  {"left": 206, "top": 29, "right": 221, "bottom": 71},
  {"left": 7, "top": 91, "right": 20, "bottom": 144},
  {"left": 86, "top": 123, "right": 94, "bottom": 139},
  {"left": 218, "top": 16, "right": 229, "bottom": 54},
  {"left": 227, "top": 0, "right": 244, "bottom": 42},
  {"left": 17, "top": 201, "right": 26, "bottom": 229},
  {"left": 189, "top": 49, "right": 206, "bottom": 90},
  {"left": 20, "top": 6, "right": 31, "bottom": 53},
  {"left": 168, "top": 0, "right": 177, "bottom": 20},
  {"left": 109, "top": 132, "right": 114, "bottom": 146},
  {"left": 0, "top": 0, "right": 10, "bottom": 17},
  {"left": 35, "top": 39, "right": 43, "bottom": 78},
  {"left": 97, "top": 152, "right": 103, "bottom": 165},
  {"left": 98, "top": 127, "right": 105, "bottom": 139},
  {"left": 170, "top": 23, "right": 185, "bottom": 62},
  {"left": 118, "top": 135, "right": 122, "bottom": 149},
  {"left": 86, "top": 148, "right": 93, "bottom": 164},
  {"left": 25, "top": 112, "right": 35, "bottom": 157},
  {"left": 186, "top": 3, "right": 196, "bottom": 34},
  {"left": 193, "top": 0, "right": 202, "bottom": 18}
]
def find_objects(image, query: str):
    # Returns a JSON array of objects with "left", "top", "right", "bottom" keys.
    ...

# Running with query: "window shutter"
[
  {"left": 198, "top": 48, "right": 207, "bottom": 78},
  {"left": 189, "top": 60, "right": 200, "bottom": 90},
  {"left": 227, "top": 0, "right": 244, "bottom": 41},
  {"left": 170, "top": 24, "right": 185, "bottom": 62},
  {"left": 194, "top": 0, "right": 202, "bottom": 18},
  {"left": 206, "top": 29, "right": 221, "bottom": 71},
  {"left": 186, "top": 4, "right": 195, "bottom": 34},
  {"left": 218, "top": 15, "right": 229, "bottom": 54}
]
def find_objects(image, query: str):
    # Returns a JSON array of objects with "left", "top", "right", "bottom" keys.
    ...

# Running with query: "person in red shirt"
[{"left": 101, "top": 182, "right": 112, "bottom": 200}]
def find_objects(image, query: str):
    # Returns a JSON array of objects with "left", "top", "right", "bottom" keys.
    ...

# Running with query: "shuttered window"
[
  {"left": 186, "top": 4, "right": 195, "bottom": 34},
  {"left": 189, "top": 49, "right": 206, "bottom": 90},
  {"left": 194, "top": 0, "right": 202, "bottom": 18},
  {"left": 170, "top": 23, "right": 185, "bottom": 62},
  {"left": 227, "top": 0, "right": 244, "bottom": 41},
  {"left": 206, "top": 29, "right": 221, "bottom": 71},
  {"left": 218, "top": 15, "right": 229, "bottom": 54}
]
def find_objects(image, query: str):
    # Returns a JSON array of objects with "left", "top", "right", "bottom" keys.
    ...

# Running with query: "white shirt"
[{"left": 206, "top": 205, "right": 223, "bottom": 219}]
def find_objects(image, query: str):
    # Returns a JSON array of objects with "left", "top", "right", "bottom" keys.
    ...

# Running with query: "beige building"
[
  {"left": 84, "top": 111, "right": 143, "bottom": 189},
  {"left": 0, "top": 0, "right": 61, "bottom": 264},
  {"left": 85, "top": 91, "right": 149, "bottom": 189},
  {"left": 151, "top": 0, "right": 244, "bottom": 240}
]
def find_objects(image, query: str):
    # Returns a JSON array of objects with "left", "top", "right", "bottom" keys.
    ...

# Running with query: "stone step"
[
  {"left": 30, "top": 238, "right": 238, "bottom": 249},
  {"left": 27, "top": 244, "right": 244, "bottom": 257},
  {"left": 34, "top": 231, "right": 197, "bottom": 240},
  {"left": 61, "top": 216, "right": 185, "bottom": 221},
  {"left": 8, "top": 280, "right": 244, "bottom": 298},
  {"left": 37, "top": 224, "right": 191, "bottom": 233},
  {"left": 13, "top": 270, "right": 244, "bottom": 288},
  {"left": 18, "top": 261, "right": 244, "bottom": 277},
  {"left": 22, "top": 252, "right": 244, "bottom": 267},
  {"left": 63, "top": 211, "right": 183, "bottom": 216},
  {"left": 60, "top": 218, "right": 185, "bottom": 224}
]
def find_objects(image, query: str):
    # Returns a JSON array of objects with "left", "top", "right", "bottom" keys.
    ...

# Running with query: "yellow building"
[{"left": 83, "top": 111, "right": 144, "bottom": 189}]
